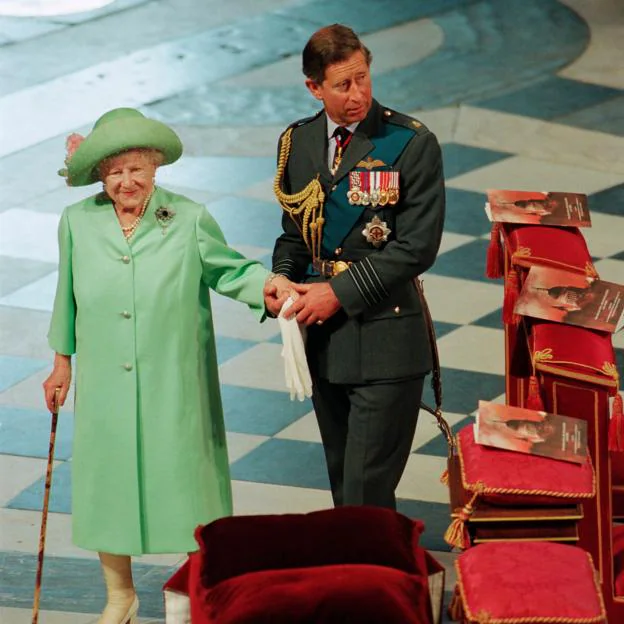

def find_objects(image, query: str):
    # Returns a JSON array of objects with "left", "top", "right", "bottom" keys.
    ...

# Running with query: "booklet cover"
[
  {"left": 475, "top": 400, "right": 588, "bottom": 464},
  {"left": 485, "top": 190, "right": 591, "bottom": 227},
  {"left": 514, "top": 265, "right": 624, "bottom": 333}
]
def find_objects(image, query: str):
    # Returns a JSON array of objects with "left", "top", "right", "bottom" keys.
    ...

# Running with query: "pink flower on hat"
[{"left": 65, "top": 133, "right": 85, "bottom": 161}]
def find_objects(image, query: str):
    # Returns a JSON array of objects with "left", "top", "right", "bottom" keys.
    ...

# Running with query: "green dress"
[{"left": 48, "top": 186, "right": 268, "bottom": 554}]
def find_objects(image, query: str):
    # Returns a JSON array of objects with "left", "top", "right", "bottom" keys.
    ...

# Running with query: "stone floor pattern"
[{"left": 0, "top": 0, "right": 623, "bottom": 621}]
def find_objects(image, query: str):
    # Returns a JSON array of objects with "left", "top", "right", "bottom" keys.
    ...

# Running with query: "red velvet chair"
[{"left": 163, "top": 506, "right": 445, "bottom": 624}]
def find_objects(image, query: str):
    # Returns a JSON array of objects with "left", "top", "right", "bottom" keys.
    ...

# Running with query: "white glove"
[{"left": 277, "top": 297, "right": 313, "bottom": 401}]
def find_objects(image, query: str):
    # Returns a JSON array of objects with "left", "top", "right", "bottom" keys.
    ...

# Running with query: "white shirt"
[{"left": 326, "top": 114, "right": 360, "bottom": 169}]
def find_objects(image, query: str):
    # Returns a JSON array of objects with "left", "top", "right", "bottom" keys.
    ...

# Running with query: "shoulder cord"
[{"left": 273, "top": 127, "right": 326, "bottom": 261}]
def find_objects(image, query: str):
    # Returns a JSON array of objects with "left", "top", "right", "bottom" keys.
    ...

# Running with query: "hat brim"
[{"left": 67, "top": 117, "right": 183, "bottom": 186}]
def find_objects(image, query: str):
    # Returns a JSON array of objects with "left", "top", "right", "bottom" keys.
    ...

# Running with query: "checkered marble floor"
[{"left": 1, "top": 0, "right": 623, "bottom": 621}]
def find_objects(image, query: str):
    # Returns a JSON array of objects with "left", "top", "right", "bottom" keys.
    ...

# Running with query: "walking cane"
[{"left": 32, "top": 387, "right": 61, "bottom": 624}]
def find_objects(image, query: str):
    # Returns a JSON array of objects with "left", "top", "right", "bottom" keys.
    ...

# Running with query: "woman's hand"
[
  {"left": 43, "top": 354, "right": 72, "bottom": 412},
  {"left": 264, "top": 274, "right": 297, "bottom": 317}
]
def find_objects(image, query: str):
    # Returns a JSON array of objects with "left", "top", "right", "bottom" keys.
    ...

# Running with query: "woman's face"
[{"left": 101, "top": 150, "right": 158, "bottom": 211}]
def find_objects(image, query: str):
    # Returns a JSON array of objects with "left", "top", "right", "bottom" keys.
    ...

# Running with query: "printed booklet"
[
  {"left": 485, "top": 190, "right": 590, "bottom": 227},
  {"left": 514, "top": 265, "right": 624, "bottom": 333},
  {"left": 475, "top": 400, "right": 588, "bottom": 464}
]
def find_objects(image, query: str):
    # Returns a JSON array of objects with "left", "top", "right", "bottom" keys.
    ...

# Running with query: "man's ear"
[{"left": 305, "top": 79, "right": 324, "bottom": 102}]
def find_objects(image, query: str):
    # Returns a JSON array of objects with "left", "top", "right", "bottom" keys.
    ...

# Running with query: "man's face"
[{"left": 306, "top": 50, "right": 372, "bottom": 126}]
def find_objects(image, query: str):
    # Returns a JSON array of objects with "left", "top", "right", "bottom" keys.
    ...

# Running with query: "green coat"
[{"left": 48, "top": 186, "right": 268, "bottom": 555}]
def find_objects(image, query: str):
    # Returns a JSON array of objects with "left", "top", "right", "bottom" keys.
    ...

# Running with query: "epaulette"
[
  {"left": 381, "top": 107, "right": 429, "bottom": 135},
  {"left": 285, "top": 109, "right": 323, "bottom": 132}
]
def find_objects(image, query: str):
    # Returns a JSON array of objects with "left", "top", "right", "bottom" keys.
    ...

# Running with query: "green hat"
[{"left": 61, "top": 108, "right": 183, "bottom": 186}]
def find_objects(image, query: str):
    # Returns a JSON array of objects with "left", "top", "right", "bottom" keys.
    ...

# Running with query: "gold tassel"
[
  {"left": 440, "top": 469, "right": 449, "bottom": 486},
  {"left": 447, "top": 584, "right": 464, "bottom": 621},
  {"left": 444, "top": 491, "right": 479, "bottom": 550}
]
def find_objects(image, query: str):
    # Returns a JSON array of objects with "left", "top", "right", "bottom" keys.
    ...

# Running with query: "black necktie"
[{"left": 331, "top": 127, "right": 352, "bottom": 173}]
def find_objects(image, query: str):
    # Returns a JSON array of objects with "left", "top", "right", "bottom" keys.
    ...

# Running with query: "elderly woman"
[{"left": 42, "top": 108, "right": 289, "bottom": 624}]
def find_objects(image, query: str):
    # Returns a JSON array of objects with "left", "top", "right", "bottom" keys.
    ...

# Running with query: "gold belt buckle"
[{"left": 332, "top": 261, "right": 350, "bottom": 275}]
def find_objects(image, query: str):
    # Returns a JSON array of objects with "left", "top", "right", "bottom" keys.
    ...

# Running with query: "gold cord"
[{"left": 273, "top": 128, "right": 325, "bottom": 258}]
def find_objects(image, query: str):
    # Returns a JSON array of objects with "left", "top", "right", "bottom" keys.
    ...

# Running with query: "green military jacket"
[{"left": 272, "top": 99, "right": 445, "bottom": 384}]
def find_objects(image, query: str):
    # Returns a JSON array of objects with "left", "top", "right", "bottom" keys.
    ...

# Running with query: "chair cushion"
[
  {"left": 199, "top": 564, "right": 432, "bottom": 624},
  {"left": 531, "top": 321, "right": 618, "bottom": 391},
  {"left": 456, "top": 541, "right": 605, "bottom": 622},
  {"left": 503, "top": 224, "right": 594, "bottom": 274},
  {"left": 458, "top": 424, "right": 595, "bottom": 506},
  {"left": 195, "top": 506, "right": 425, "bottom": 588},
  {"left": 614, "top": 525, "right": 624, "bottom": 597}
]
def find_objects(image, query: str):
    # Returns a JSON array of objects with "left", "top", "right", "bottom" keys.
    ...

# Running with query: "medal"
[
  {"left": 388, "top": 171, "right": 399, "bottom": 205},
  {"left": 362, "top": 215, "right": 391, "bottom": 248}
]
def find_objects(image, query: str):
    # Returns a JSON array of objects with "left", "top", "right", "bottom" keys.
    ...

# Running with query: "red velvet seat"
[
  {"left": 163, "top": 506, "right": 444, "bottom": 624},
  {"left": 450, "top": 542, "right": 606, "bottom": 623}
]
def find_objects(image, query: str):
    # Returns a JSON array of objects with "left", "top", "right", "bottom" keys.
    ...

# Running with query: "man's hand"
[
  {"left": 283, "top": 282, "right": 341, "bottom": 326},
  {"left": 264, "top": 274, "right": 296, "bottom": 317}
]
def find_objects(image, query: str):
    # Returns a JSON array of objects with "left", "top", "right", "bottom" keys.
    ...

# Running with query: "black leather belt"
[{"left": 312, "top": 259, "right": 352, "bottom": 277}]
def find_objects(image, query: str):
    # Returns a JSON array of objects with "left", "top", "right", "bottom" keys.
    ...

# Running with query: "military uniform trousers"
[{"left": 311, "top": 375, "right": 424, "bottom": 509}]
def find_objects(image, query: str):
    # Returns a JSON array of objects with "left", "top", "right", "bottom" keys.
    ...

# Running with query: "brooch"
[
  {"left": 362, "top": 215, "right": 391, "bottom": 248},
  {"left": 155, "top": 205, "right": 176, "bottom": 235}
]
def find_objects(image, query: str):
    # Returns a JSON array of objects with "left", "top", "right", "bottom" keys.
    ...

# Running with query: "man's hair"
[{"left": 302, "top": 24, "right": 372, "bottom": 84}]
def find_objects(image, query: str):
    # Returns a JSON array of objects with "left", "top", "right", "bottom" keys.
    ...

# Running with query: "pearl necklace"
[{"left": 116, "top": 188, "right": 154, "bottom": 240}]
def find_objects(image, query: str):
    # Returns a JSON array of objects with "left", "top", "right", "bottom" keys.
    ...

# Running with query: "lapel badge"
[
  {"left": 362, "top": 215, "right": 391, "bottom": 248},
  {"left": 356, "top": 156, "right": 387, "bottom": 170}
]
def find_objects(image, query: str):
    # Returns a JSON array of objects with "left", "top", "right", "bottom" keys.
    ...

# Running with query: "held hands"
[
  {"left": 282, "top": 282, "right": 341, "bottom": 326},
  {"left": 264, "top": 274, "right": 297, "bottom": 317},
  {"left": 42, "top": 354, "right": 72, "bottom": 413}
]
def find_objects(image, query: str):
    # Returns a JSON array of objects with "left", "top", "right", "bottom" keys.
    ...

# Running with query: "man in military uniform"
[{"left": 267, "top": 24, "right": 445, "bottom": 509}]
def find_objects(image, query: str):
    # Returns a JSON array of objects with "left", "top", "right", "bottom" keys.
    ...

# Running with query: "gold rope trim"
[
  {"left": 273, "top": 127, "right": 326, "bottom": 260},
  {"left": 454, "top": 551, "right": 607, "bottom": 623},
  {"left": 458, "top": 435, "right": 596, "bottom": 499},
  {"left": 534, "top": 362, "right": 618, "bottom": 390},
  {"left": 509, "top": 252, "right": 595, "bottom": 275}
]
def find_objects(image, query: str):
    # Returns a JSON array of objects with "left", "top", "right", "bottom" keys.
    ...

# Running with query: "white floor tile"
[
  {"left": 437, "top": 325, "right": 505, "bottom": 375},
  {"left": 274, "top": 410, "right": 321, "bottom": 443},
  {"left": 411, "top": 106, "right": 460, "bottom": 145},
  {"left": 412, "top": 411, "right": 469, "bottom": 451},
  {"left": 0, "top": 210, "right": 60, "bottom": 263},
  {"left": 420, "top": 275, "right": 503, "bottom": 325},
  {"left": 0, "top": 367, "right": 75, "bottom": 412},
  {"left": 0, "top": 607, "right": 97, "bottom": 624},
  {"left": 558, "top": 0, "right": 624, "bottom": 89},
  {"left": 236, "top": 177, "right": 276, "bottom": 203},
  {"left": 0, "top": 272, "right": 57, "bottom": 313},
  {"left": 231, "top": 480, "right": 333, "bottom": 515},
  {"left": 0, "top": 455, "right": 61, "bottom": 506},
  {"left": 218, "top": 342, "right": 287, "bottom": 392},
  {"left": 211, "top": 293, "right": 280, "bottom": 342},
  {"left": 0, "top": 508, "right": 93, "bottom": 559},
  {"left": 437, "top": 231, "right": 477, "bottom": 256},
  {"left": 226, "top": 431, "right": 270, "bottom": 463},
  {"left": 396, "top": 453, "right": 449, "bottom": 504},
  {"left": 448, "top": 153, "right": 624, "bottom": 196},
  {"left": 222, "top": 19, "right": 443, "bottom": 88},
  {"left": 582, "top": 213, "right": 624, "bottom": 260},
  {"left": 592, "top": 258, "right": 624, "bottom": 284},
  {"left": 453, "top": 106, "right": 624, "bottom": 177}
]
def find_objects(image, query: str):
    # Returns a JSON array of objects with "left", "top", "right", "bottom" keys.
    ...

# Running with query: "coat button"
[
  {"left": 123, "top": 363, "right": 133, "bottom": 371},
  {"left": 122, "top": 311, "right": 132, "bottom": 319},
  {"left": 335, "top": 248, "right": 342, "bottom": 256},
  {"left": 121, "top": 255, "right": 130, "bottom": 264},
  {"left": 331, "top": 185, "right": 337, "bottom": 192},
  {"left": 394, "top": 306, "right": 400, "bottom": 314}
]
